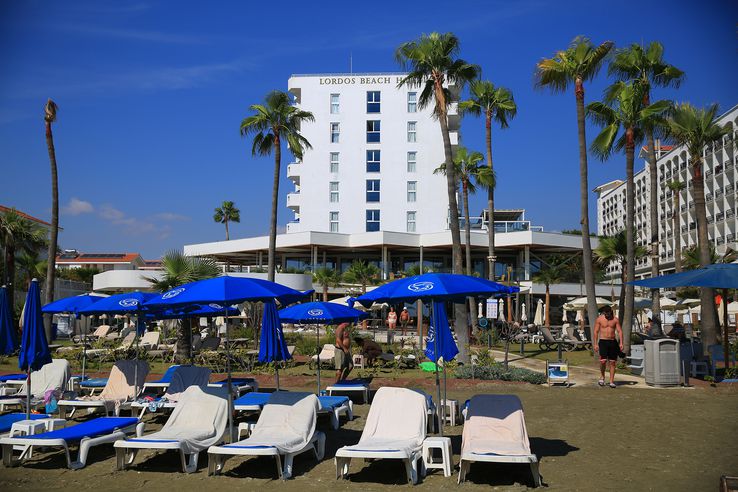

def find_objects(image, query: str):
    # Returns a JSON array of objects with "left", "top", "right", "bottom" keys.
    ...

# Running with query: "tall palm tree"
[
  {"left": 0, "top": 209, "right": 47, "bottom": 324},
  {"left": 16, "top": 251, "right": 47, "bottom": 287},
  {"left": 609, "top": 42, "right": 684, "bottom": 319},
  {"left": 681, "top": 245, "right": 736, "bottom": 271},
  {"left": 44, "top": 99, "right": 60, "bottom": 339},
  {"left": 595, "top": 231, "right": 648, "bottom": 323},
  {"left": 313, "top": 267, "right": 342, "bottom": 302},
  {"left": 534, "top": 36, "right": 613, "bottom": 351},
  {"left": 533, "top": 256, "right": 567, "bottom": 327},
  {"left": 459, "top": 80, "right": 517, "bottom": 281},
  {"left": 213, "top": 200, "right": 241, "bottom": 241},
  {"left": 666, "top": 103, "right": 731, "bottom": 347},
  {"left": 587, "top": 81, "right": 671, "bottom": 352},
  {"left": 666, "top": 180, "right": 687, "bottom": 272},
  {"left": 396, "top": 32, "right": 479, "bottom": 362},
  {"left": 240, "top": 91, "right": 314, "bottom": 282},
  {"left": 146, "top": 250, "right": 220, "bottom": 362},
  {"left": 343, "top": 260, "right": 380, "bottom": 294}
]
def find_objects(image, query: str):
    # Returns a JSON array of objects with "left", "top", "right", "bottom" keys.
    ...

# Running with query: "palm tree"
[
  {"left": 213, "top": 201, "right": 241, "bottom": 240},
  {"left": 146, "top": 250, "right": 220, "bottom": 362},
  {"left": 44, "top": 99, "right": 60, "bottom": 339},
  {"left": 313, "top": 267, "right": 342, "bottom": 302},
  {"left": 595, "top": 231, "right": 648, "bottom": 323},
  {"left": 666, "top": 103, "right": 732, "bottom": 347},
  {"left": 0, "top": 209, "right": 47, "bottom": 324},
  {"left": 666, "top": 180, "right": 687, "bottom": 272},
  {"left": 343, "top": 260, "right": 380, "bottom": 294},
  {"left": 459, "top": 80, "right": 516, "bottom": 281},
  {"left": 609, "top": 42, "right": 684, "bottom": 319},
  {"left": 535, "top": 36, "right": 613, "bottom": 349},
  {"left": 533, "top": 256, "right": 567, "bottom": 327},
  {"left": 17, "top": 251, "right": 47, "bottom": 287},
  {"left": 240, "top": 91, "right": 314, "bottom": 282},
  {"left": 587, "top": 81, "right": 671, "bottom": 352},
  {"left": 681, "top": 245, "right": 736, "bottom": 271},
  {"left": 396, "top": 32, "right": 479, "bottom": 363}
]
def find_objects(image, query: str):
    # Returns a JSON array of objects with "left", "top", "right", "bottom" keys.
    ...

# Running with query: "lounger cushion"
[
  {"left": 234, "top": 392, "right": 270, "bottom": 409},
  {"left": 24, "top": 417, "right": 138, "bottom": 442},
  {"left": 462, "top": 394, "right": 532, "bottom": 456},
  {"left": 0, "top": 413, "right": 49, "bottom": 433},
  {"left": 0, "top": 374, "right": 26, "bottom": 382},
  {"left": 317, "top": 396, "right": 348, "bottom": 410},
  {"left": 80, "top": 378, "right": 109, "bottom": 388},
  {"left": 149, "top": 365, "right": 181, "bottom": 384}
]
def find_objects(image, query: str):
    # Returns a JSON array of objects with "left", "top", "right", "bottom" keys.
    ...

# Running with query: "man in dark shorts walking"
[
  {"left": 335, "top": 322, "right": 353, "bottom": 382},
  {"left": 594, "top": 305, "right": 624, "bottom": 388}
]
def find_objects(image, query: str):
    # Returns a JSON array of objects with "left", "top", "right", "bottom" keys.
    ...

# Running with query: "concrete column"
[
  {"left": 381, "top": 246, "right": 388, "bottom": 280},
  {"left": 524, "top": 245, "right": 531, "bottom": 281},
  {"left": 311, "top": 246, "right": 318, "bottom": 270},
  {"left": 322, "top": 250, "right": 327, "bottom": 269},
  {"left": 419, "top": 245, "right": 424, "bottom": 274}
]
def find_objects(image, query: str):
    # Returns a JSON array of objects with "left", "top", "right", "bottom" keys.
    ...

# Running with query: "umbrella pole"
[
  {"left": 316, "top": 324, "right": 321, "bottom": 395},
  {"left": 225, "top": 310, "right": 234, "bottom": 443},
  {"left": 81, "top": 316, "right": 87, "bottom": 381},
  {"left": 26, "top": 368, "right": 31, "bottom": 419},
  {"left": 432, "top": 302, "right": 442, "bottom": 437}
]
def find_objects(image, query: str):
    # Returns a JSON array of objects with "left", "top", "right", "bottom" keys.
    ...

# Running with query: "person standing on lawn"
[
  {"left": 334, "top": 322, "right": 353, "bottom": 382},
  {"left": 399, "top": 307, "right": 411, "bottom": 335},
  {"left": 594, "top": 305, "right": 624, "bottom": 388}
]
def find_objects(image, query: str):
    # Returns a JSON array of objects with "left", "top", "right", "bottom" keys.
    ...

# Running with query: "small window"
[
  {"left": 407, "top": 211, "right": 416, "bottom": 232},
  {"left": 366, "top": 150, "right": 381, "bottom": 173},
  {"left": 330, "top": 122, "right": 340, "bottom": 143},
  {"left": 407, "top": 151, "right": 417, "bottom": 172},
  {"left": 330, "top": 152, "right": 339, "bottom": 173},
  {"left": 367, "top": 91, "right": 381, "bottom": 113},
  {"left": 407, "top": 92, "right": 417, "bottom": 113},
  {"left": 366, "top": 179, "right": 380, "bottom": 202},
  {"left": 329, "top": 212, "right": 339, "bottom": 232},
  {"left": 330, "top": 94, "right": 340, "bottom": 114},
  {"left": 329, "top": 182, "right": 339, "bottom": 203},
  {"left": 366, "top": 209, "right": 380, "bottom": 232},
  {"left": 407, "top": 181, "right": 417, "bottom": 202},
  {"left": 407, "top": 121, "right": 417, "bottom": 143},
  {"left": 367, "top": 120, "right": 381, "bottom": 143}
]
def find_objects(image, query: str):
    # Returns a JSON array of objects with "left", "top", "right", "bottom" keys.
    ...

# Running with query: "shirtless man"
[
  {"left": 594, "top": 305, "right": 624, "bottom": 388},
  {"left": 334, "top": 322, "right": 353, "bottom": 382}
]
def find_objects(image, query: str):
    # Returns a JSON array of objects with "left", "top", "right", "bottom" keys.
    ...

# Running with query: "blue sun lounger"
[
  {"left": 326, "top": 379, "right": 370, "bottom": 403},
  {"left": 234, "top": 392, "right": 352, "bottom": 430},
  {"left": 0, "top": 414, "right": 50, "bottom": 434},
  {"left": 0, "top": 416, "right": 142, "bottom": 469},
  {"left": 141, "top": 365, "right": 180, "bottom": 394},
  {"left": 0, "top": 374, "right": 26, "bottom": 382},
  {"left": 233, "top": 391, "right": 271, "bottom": 412},
  {"left": 208, "top": 377, "right": 258, "bottom": 396},
  {"left": 80, "top": 378, "right": 109, "bottom": 395}
]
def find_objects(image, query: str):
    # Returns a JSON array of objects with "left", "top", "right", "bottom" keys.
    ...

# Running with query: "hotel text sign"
[{"left": 319, "top": 76, "right": 404, "bottom": 85}]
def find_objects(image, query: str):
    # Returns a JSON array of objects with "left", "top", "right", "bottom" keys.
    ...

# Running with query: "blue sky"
[{"left": 1, "top": 0, "right": 736, "bottom": 259}]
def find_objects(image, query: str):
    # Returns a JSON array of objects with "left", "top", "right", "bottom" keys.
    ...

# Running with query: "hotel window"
[
  {"left": 329, "top": 182, "right": 339, "bottom": 203},
  {"left": 366, "top": 179, "right": 380, "bottom": 202},
  {"left": 366, "top": 209, "right": 380, "bottom": 232},
  {"left": 407, "top": 211, "right": 416, "bottom": 232},
  {"left": 330, "top": 122, "right": 340, "bottom": 143},
  {"left": 407, "top": 181, "right": 417, "bottom": 202},
  {"left": 367, "top": 91, "right": 381, "bottom": 113},
  {"left": 407, "top": 151, "right": 417, "bottom": 172},
  {"left": 330, "top": 152, "right": 339, "bottom": 173},
  {"left": 366, "top": 120, "right": 381, "bottom": 143},
  {"left": 366, "top": 150, "right": 381, "bottom": 173},
  {"left": 407, "top": 92, "right": 417, "bottom": 113},
  {"left": 330, "top": 94, "right": 340, "bottom": 114},
  {"left": 407, "top": 121, "right": 417, "bottom": 142},
  {"left": 329, "top": 212, "right": 339, "bottom": 232}
]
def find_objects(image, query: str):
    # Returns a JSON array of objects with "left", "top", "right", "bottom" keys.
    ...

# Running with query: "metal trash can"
[{"left": 644, "top": 339, "right": 681, "bottom": 387}]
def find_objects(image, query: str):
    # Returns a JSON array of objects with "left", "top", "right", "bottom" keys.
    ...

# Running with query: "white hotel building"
[{"left": 595, "top": 104, "right": 738, "bottom": 280}]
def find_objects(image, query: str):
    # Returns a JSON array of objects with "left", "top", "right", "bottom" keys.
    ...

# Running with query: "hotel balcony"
[
  {"left": 286, "top": 162, "right": 300, "bottom": 185},
  {"left": 286, "top": 191, "right": 301, "bottom": 211},
  {"left": 286, "top": 219, "right": 300, "bottom": 233}
]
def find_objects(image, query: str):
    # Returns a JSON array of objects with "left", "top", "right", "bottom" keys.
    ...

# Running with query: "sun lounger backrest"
[
  {"left": 540, "top": 327, "right": 557, "bottom": 343},
  {"left": 100, "top": 360, "right": 150, "bottom": 400},
  {"left": 160, "top": 386, "right": 228, "bottom": 445},
  {"left": 462, "top": 394, "right": 531, "bottom": 456},
  {"left": 319, "top": 344, "right": 335, "bottom": 359},
  {"left": 140, "top": 331, "right": 160, "bottom": 347},
  {"left": 158, "top": 365, "right": 181, "bottom": 383},
  {"left": 19, "top": 359, "right": 70, "bottom": 398},
  {"left": 360, "top": 387, "right": 427, "bottom": 443},
  {"left": 200, "top": 336, "right": 221, "bottom": 351},
  {"left": 164, "top": 366, "right": 212, "bottom": 401},
  {"left": 118, "top": 332, "right": 136, "bottom": 350},
  {"left": 248, "top": 392, "right": 319, "bottom": 454},
  {"left": 93, "top": 325, "right": 111, "bottom": 338}
]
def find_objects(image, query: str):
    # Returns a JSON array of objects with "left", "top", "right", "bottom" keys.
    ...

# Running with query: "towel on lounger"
[
  {"left": 77, "top": 360, "right": 149, "bottom": 413},
  {"left": 163, "top": 366, "right": 211, "bottom": 402},
  {"left": 461, "top": 394, "right": 532, "bottom": 457}
]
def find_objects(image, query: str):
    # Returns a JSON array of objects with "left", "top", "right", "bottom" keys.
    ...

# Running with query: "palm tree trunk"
[
  {"left": 691, "top": 156, "right": 718, "bottom": 346},
  {"left": 435, "top": 80, "right": 468, "bottom": 362},
  {"left": 545, "top": 285, "right": 550, "bottom": 327},
  {"left": 268, "top": 134, "right": 281, "bottom": 282},
  {"left": 574, "top": 78, "right": 599, "bottom": 361},
  {"left": 623, "top": 133, "right": 636, "bottom": 353},
  {"left": 618, "top": 265, "right": 626, "bottom": 324},
  {"left": 486, "top": 114, "right": 496, "bottom": 280},
  {"left": 645, "top": 130, "right": 661, "bottom": 320},
  {"left": 44, "top": 119, "right": 59, "bottom": 340},
  {"left": 225, "top": 220, "right": 230, "bottom": 241},
  {"left": 673, "top": 192, "right": 682, "bottom": 272},
  {"left": 176, "top": 318, "right": 192, "bottom": 363},
  {"left": 322, "top": 285, "right": 328, "bottom": 302},
  {"left": 463, "top": 184, "right": 477, "bottom": 331}
]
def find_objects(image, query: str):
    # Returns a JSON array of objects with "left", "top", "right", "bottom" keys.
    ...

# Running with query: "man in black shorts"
[
  {"left": 335, "top": 322, "right": 353, "bottom": 382},
  {"left": 594, "top": 305, "right": 624, "bottom": 388}
]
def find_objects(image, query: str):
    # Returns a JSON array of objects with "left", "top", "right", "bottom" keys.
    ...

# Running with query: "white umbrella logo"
[
  {"left": 208, "top": 303, "right": 224, "bottom": 310},
  {"left": 162, "top": 287, "right": 185, "bottom": 300},
  {"left": 307, "top": 309, "right": 324, "bottom": 316},
  {"left": 408, "top": 281, "right": 434, "bottom": 293},
  {"left": 118, "top": 298, "right": 139, "bottom": 308}
]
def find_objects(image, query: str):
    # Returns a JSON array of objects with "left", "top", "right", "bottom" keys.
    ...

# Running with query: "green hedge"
[{"left": 455, "top": 363, "right": 547, "bottom": 385}]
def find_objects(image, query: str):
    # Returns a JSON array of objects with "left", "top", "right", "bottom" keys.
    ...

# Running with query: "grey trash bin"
[{"left": 644, "top": 339, "right": 681, "bottom": 387}]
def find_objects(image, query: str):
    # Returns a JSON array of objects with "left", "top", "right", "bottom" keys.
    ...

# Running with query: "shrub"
[{"left": 455, "top": 363, "right": 547, "bottom": 385}]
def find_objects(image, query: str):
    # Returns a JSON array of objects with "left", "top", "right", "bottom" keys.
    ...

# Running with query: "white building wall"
[{"left": 286, "top": 73, "right": 456, "bottom": 235}]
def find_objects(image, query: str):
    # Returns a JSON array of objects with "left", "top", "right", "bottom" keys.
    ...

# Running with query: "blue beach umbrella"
[
  {"left": 0, "top": 285, "right": 18, "bottom": 355},
  {"left": 259, "top": 301, "right": 290, "bottom": 391},
  {"left": 629, "top": 263, "right": 738, "bottom": 289},
  {"left": 279, "top": 301, "right": 368, "bottom": 393},
  {"left": 19, "top": 279, "right": 52, "bottom": 418},
  {"left": 78, "top": 291, "right": 157, "bottom": 315},
  {"left": 149, "top": 303, "right": 240, "bottom": 320}
]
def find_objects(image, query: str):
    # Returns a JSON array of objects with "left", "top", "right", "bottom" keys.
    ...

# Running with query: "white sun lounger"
[
  {"left": 326, "top": 379, "right": 370, "bottom": 403},
  {"left": 208, "top": 392, "right": 325, "bottom": 479},
  {"left": 458, "top": 394, "right": 541, "bottom": 487},
  {"left": 131, "top": 366, "right": 211, "bottom": 418},
  {"left": 114, "top": 385, "right": 228, "bottom": 473},
  {"left": 335, "top": 387, "right": 428, "bottom": 485},
  {"left": 0, "top": 359, "right": 71, "bottom": 412},
  {"left": 0, "top": 417, "right": 143, "bottom": 469}
]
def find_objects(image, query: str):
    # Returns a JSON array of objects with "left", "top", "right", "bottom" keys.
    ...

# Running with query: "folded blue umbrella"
[
  {"left": 425, "top": 301, "right": 459, "bottom": 362},
  {"left": 19, "top": 279, "right": 52, "bottom": 373},
  {"left": 259, "top": 301, "right": 291, "bottom": 364},
  {"left": 0, "top": 285, "right": 18, "bottom": 355},
  {"left": 42, "top": 294, "right": 106, "bottom": 314}
]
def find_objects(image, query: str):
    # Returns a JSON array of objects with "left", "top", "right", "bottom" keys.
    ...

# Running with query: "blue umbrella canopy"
[
  {"left": 148, "top": 303, "right": 240, "bottom": 320},
  {"left": 144, "top": 276, "right": 310, "bottom": 308},
  {"left": 42, "top": 293, "right": 106, "bottom": 314},
  {"left": 630, "top": 263, "right": 738, "bottom": 289},
  {"left": 425, "top": 301, "right": 458, "bottom": 362},
  {"left": 78, "top": 291, "right": 157, "bottom": 315},
  {"left": 0, "top": 285, "right": 18, "bottom": 355},
  {"left": 278, "top": 301, "right": 369, "bottom": 324},
  {"left": 355, "top": 272, "right": 516, "bottom": 307},
  {"left": 259, "top": 301, "right": 291, "bottom": 363},
  {"left": 19, "top": 279, "right": 51, "bottom": 372}
]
